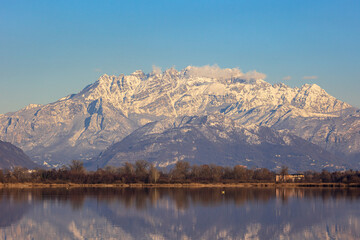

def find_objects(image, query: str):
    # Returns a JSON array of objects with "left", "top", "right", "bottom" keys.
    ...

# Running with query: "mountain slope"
[
  {"left": 0, "top": 96, "right": 138, "bottom": 167},
  {"left": 0, "top": 66, "right": 357, "bottom": 167},
  {"left": 92, "top": 115, "right": 344, "bottom": 171},
  {"left": 0, "top": 140, "right": 39, "bottom": 170}
]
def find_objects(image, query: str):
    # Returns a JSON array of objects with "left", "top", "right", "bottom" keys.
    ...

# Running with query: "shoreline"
[{"left": 1, "top": 182, "right": 360, "bottom": 189}]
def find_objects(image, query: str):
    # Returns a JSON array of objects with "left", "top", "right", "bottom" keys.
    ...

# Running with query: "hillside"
[
  {"left": 91, "top": 114, "right": 344, "bottom": 172},
  {"left": 0, "top": 140, "right": 38, "bottom": 170}
]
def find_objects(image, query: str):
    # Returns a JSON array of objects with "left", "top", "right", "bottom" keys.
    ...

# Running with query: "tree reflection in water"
[{"left": 0, "top": 187, "right": 360, "bottom": 239}]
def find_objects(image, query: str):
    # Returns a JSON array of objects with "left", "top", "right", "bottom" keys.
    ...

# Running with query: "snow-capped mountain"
[{"left": 0, "top": 65, "right": 358, "bottom": 168}]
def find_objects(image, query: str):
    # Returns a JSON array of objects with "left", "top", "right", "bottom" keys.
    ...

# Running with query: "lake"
[{"left": 0, "top": 187, "right": 360, "bottom": 239}]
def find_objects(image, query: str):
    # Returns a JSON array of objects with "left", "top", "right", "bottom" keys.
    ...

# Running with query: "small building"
[{"left": 276, "top": 174, "right": 305, "bottom": 182}]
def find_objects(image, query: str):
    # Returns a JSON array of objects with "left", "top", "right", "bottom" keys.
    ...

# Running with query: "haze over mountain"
[{"left": 0, "top": 65, "right": 358, "bottom": 169}]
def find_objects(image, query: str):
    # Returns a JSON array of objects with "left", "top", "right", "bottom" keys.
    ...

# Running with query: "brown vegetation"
[{"left": 1, "top": 160, "right": 360, "bottom": 186}]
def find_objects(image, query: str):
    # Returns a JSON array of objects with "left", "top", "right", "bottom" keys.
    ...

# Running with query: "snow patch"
[
  {"left": 157, "top": 159, "right": 178, "bottom": 168},
  {"left": 22, "top": 104, "right": 42, "bottom": 111}
]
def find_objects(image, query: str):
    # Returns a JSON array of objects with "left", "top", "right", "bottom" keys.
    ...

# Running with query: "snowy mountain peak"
[
  {"left": 0, "top": 65, "right": 357, "bottom": 168},
  {"left": 273, "top": 82, "right": 289, "bottom": 88},
  {"left": 76, "top": 66, "right": 352, "bottom": 119},
  {"left": 98, "top": 74, "right": 110, "bottom": 81},
  {"left": 22, "top": 104, "right": 42, "bottom": 111},
  {"left": 163, "top": 67, "right": 179, "bottom": 76},
  {"left": 131, "top": 70, "right": 146, "bottom": 78},
  {"left": 301, "top": 83, "right": 322, "bottom": 91}
]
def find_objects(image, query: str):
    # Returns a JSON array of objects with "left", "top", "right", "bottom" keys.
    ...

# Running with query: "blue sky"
[{"left": 1, "top": 0, "right": 359, "bottom": 113}]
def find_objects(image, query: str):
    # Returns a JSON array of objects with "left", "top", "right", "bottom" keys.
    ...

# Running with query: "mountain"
[
  {"left": 0, "top": 140, "right": 39, "bottom": 170},
  {"left": 0, "top": 65, "right": 358, "bottom": 168},
  {"left": 91, "top": 114, "right": 344, "bottom": 172}
]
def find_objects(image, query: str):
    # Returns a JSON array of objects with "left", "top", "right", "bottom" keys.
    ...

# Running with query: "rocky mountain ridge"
[{"left": 0, "top": 66, "right": 358, "bottom": 168}]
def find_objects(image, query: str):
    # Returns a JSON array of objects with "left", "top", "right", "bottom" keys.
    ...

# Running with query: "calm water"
[{"left": 0, "top": 188, "right": 360, "bottom": 240}]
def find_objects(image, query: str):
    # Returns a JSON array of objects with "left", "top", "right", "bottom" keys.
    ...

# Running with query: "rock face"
[
  {"left": 0, "top": 140, "right": 38, "bottom": 170},
  {"left": 0, "top": 65, "right": 358, "bottom": 168},
  {"left": 92, "top": 114, "right": 343, "bottom": 172}
]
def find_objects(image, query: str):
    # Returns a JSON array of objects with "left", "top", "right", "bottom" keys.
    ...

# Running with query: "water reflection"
[{"left": 0, "top": 188, "right": 360, "bottom": 239}]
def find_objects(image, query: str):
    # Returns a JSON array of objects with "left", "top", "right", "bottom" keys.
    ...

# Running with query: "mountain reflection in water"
[{"left": 0, "top": 188, "right": 360, "bottom": 239}]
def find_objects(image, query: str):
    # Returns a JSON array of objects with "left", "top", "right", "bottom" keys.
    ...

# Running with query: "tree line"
[{"left": 1, "top": 160, "right": 360, "bottom": 184}]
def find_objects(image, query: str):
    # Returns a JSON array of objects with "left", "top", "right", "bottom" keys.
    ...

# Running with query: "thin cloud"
[
  {"left": 184, "top": 65, "right": 266, "bottom": 81},
  {"left": 282, "top": 76, "right": 291, "bottom": 81},
  {"left": 303, "top": 76, "right": 318, "bottom": 80},
  {"left": 94, "top": 68, "right": 102, "bottom": 73},
  {"left": 152, "top": 65, "right": 162, "bottom": 75}
]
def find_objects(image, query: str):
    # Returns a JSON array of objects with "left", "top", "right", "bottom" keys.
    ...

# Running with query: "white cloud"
[
  {"left": 282, "top": 76, "right": 291, "bottom": 81},
  {"left": 184, "top": 64, "right": 266, "bottom": 80},
  {"left": 152, "top": 65, "right": 162, "bottom": 75},
  {"left": 303, "top": 76, "right": 318, "bottom": 80},
  {"left": 244, "top": 70, "right": 267, "bottom": 81}
]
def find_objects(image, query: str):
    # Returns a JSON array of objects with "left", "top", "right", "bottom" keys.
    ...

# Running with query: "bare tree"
[
  {"left": 12, "top": 167, "right": 30, "bottom": 182},
  {"left": 279, "top": 166, "right": 289, "bottom": 182},
  {"left": 69, "top": 160, "right": 85, "bottom": 173},
  {"left": 233, "top": 165, "right": 248, "bottom": 181},
  {"left": 0, "top": 170, "right": 4, "bottom": 183},
  {"left": 209, "top": 165, "right": 224, "bottom": 182},
  {"left": 149, "top": 164, "right": 160, "bottom": 183},
  {"left": 135, "top": 160, "right": 149, "bottom": 182},
  {"left": 171, "top": 161, "right": 190, "bottom": 181},
  {"left": 123, "top": 162, "right": 135, "bottom": 175}
]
